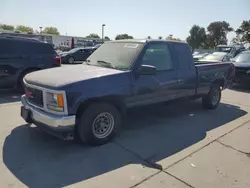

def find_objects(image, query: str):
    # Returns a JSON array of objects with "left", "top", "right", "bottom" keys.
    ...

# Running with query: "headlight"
[{"left": 46, "top": 92, "right": 64, "bottom": 112}]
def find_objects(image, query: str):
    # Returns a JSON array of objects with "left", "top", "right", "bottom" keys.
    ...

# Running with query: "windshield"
[
  {"left": 233, "top": 53, "right": 250, "bottom": 63},
  {"left": 200, "top": 53, "right": 225, "bottom": 61},
  {"left": 216, "top": 47, "right": 232, "bottom": 53},
  {"left": 86, "top": 42, "right": 144, "bottom": 70}
]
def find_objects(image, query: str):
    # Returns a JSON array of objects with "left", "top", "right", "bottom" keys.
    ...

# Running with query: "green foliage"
[
  {"left": 43, "top": 27, "right": 60, "bottom": 35},
  {"left": 115, "top": 34, "right": 133, "bottom": 40},
  {"left": 147, "top": 36, "right": 151, "bottom": 39},
  {"left": 187, "top": 21, "right": 233, "bottom": 49},
  {"left": 16, "top": 25, "right": 33, "bottom": 33},
  {"left": 0, "top": 24, "right": 15, "bottom": 31},
  {"left": 104, "top": 36, "right": 110, "bottom": 40},
  {"left": 186, "top": 25, "right": 208, "bottom": 49},
  {"left": 86, "top": 33, "right": 100, "bottom": 38},
  {"left": 236, "top": 20, "right": 250, "bottom": 42},
  {"left": 158, "top": 36, "right": 162, "bottom": 40},
  {"left": 206, "top": 21, "right": 233, "bottom": 47}
]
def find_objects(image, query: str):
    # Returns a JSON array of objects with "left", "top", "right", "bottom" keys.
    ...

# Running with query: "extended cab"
[{"left": 20, "top": 40, "right": 234, "bottom": 146}]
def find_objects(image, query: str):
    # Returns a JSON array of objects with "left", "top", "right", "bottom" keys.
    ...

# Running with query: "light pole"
[
  {"left": 102, "top": 24, "right": 106, "bottom": 43},
  {"left": 39, "top": 27, "right": 43, "bottom": 34}
]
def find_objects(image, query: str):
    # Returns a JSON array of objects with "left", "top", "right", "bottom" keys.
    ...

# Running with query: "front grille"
[{"left": 26, "top": 86, "right": 44, "bottom": 107}]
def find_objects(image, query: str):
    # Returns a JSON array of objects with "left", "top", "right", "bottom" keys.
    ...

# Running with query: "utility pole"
[{"left": 102, "top": 24, "right": 106, "bottom": 43}]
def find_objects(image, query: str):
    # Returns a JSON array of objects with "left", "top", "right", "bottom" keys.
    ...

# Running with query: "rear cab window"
[{"left": 172, "top": 43, "right": 193, "bottom": 69}]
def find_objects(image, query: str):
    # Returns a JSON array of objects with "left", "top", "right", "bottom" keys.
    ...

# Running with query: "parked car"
[
  {"left": 231, "top": 51, "right": 250, "bottom": 84},
  {"left": 20, "top": 39, "right": 234, "bottom": 146},
  {"left": 197, "top": 52, "right": 231, "bottom": 63},
  {"left": 60, "top": 46, "right": 99, "bottom": 64},
  {"left": 216, "top": 45, "right": 246, "bottom": 58},
  {"left": 193, "top": 53, "right": 208, "bottom": 61},
  {"left": 0, "top": 36, "right": 61, "bottom": 90}
]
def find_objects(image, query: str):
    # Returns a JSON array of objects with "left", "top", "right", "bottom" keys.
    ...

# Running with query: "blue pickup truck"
[{"left": 20, "top": 39, "right": 235, "bottom": 145}]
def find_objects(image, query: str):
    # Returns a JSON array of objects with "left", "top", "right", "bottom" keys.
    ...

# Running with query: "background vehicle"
[
  {"left": 193, "top": 53, "right": 208, "bottom": 61},
  {"left": 60, "top": 46, "right": 99, "bottom": 64},
  {"left": 0, "top": 36, "right": 61, "bottom": 90},
  {"left": 216, "top": 45, "right": 246, "bottom": 58},
  {"left": 21, "top": 39, "right": 234, "bottom": 146},
  {"left": 231, "top": 50, "right": 250, "bottom": 84},
  {"left": 197, "top": 52, "right": 231, "bottom": 63}
]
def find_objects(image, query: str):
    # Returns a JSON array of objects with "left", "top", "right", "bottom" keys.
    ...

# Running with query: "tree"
[
  {"left": 158, "top": 36, "right": 162, "bottom": 39},
  {"left": 115, "top": 34, "right": 133, "bottom": 40},
  {"left": 0, "top": 24, "right": 14, "bottom": 31},
  {"left": 104, "top": 36, "right": 110, "bottom": 40},
  {"left": 86, "top": 33, "right": 100, "bottom": 38},
  {"left": 186, "top": 25, "right": 208, "bottom": 49},
  {"left": 15, "top": 25, "right": 33, "bottom": 33},
  {"left": 236, "top": 20, "right": 250, "bottom": 42},
  {"left": 206, "top": 21, "right": 233, "bottom": 48},
  {"left": 147, "top": 36, "right": 151, "bottom": 39},
  {"left": 43, "top": 27, "right": 60, "bottom": 35}
]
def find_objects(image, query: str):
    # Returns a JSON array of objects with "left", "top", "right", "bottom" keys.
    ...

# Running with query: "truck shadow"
[{"left": 2, "top": 101, "right": 247, "bottom": 187}]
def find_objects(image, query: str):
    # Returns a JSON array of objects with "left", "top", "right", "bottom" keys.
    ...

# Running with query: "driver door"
[{"left": 127, "top": 42, "right": 178, "bottom": 107}]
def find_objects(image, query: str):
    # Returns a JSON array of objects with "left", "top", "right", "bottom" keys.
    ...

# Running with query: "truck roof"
[{"left": 109, "top": 39, "right": 187, "bottom": 44}]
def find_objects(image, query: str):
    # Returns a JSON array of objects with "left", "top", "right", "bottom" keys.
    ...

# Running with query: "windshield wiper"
[{"left": 97, "top": 60, "right": 114, "bottom": 68}]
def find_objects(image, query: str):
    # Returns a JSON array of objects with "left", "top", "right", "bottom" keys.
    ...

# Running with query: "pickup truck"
[{"left": 20, "top": 39, "right": 235, "bottom": 146}]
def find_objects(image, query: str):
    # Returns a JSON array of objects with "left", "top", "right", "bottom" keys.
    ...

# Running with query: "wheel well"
[
  {"left": 213, "top": 79, "right": 225, "bottom": 89},
  {"left": 17, "top": 68, "right": 40, "bottom": 84},
  {"left": 76, "top": 96, "right": 126, "bottom": 119}
]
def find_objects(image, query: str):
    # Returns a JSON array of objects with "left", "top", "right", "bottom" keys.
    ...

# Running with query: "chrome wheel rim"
[
  {"left": 92, "top": 112, "right": 114, "bottom": 139},
  {"left": 211, "top": 89, "right": 220, "bottom": 105}
]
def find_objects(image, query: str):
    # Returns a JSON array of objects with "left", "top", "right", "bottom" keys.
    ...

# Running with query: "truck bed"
[{"left": 195, "top": 62, "right": 234, "bottom": 96}]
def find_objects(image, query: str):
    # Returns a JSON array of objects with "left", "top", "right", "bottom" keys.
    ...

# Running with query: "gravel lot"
[{"left": 0, "top": 86, "right": 250, "bottom": 188}]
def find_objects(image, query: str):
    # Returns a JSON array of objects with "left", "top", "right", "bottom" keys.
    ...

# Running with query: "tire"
[
  {"left": 76, "top": 102, "right": 122, "bottom": 146},
  {"left": 68, "top": 57, "right": 75, "bottom": 64},
  {"left": 202, "top": 85, "right": 221, "bottom": 109}
]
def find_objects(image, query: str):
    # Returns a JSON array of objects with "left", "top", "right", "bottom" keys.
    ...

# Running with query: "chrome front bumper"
[{"left": 21, "top": 95, "right": 76, "bottom": 129}]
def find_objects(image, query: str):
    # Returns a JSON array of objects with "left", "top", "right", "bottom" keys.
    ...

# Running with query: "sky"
[{"left": 0, "top": 0, "right": 250, "bottom": 42}]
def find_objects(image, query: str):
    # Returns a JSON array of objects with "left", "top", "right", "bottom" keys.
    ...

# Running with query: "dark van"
[{"left": 0, "top": 36, "right": 61, "bottom": 91}]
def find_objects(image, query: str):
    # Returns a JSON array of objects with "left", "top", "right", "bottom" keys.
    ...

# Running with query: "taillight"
[{"left": 54, "top": 56, "right": 61, "bottom": 66}]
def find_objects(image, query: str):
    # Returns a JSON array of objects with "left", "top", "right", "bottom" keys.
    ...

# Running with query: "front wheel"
[
  {"left": 76, "top": 102, "right": 121, "bottom": 146},
  {"left": 68, "top": 57, "right": 75, "bottom": 64},
  {"left": 202, "top": 85, "right": 221, "bottom": 109}
]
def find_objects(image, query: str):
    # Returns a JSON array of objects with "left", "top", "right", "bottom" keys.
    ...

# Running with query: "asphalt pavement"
[{"left": 0, "top": 86, "right": 250, "bottom": 188}]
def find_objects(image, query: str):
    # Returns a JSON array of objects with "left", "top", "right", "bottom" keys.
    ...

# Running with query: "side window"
[{"left": 142, "top": 43, "right": 173, "bottom": 71}]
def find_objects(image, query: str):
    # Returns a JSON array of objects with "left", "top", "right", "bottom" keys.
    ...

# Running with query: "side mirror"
[{"left": 138, "top": 65, "right": 156, "bottom": 75}]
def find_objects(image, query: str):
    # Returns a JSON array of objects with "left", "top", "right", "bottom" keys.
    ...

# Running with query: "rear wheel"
[
  {"left": 76, "top": 102, "right": 121, "bottom": 146},
  {"left": 68, "top": 57, "right": 75, "bottom": 64},
  {"left": 202, "top": 85, "right": 221, "bottom": 109}
]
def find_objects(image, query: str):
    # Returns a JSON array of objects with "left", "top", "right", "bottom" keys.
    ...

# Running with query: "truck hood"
[{"left": 24, "top": 65, "right": 127, "bottom": 88}]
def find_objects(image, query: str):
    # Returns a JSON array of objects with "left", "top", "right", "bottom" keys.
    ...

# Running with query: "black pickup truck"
[{"left": 20, "top": 39, "right": 235, "bottom": 146}]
